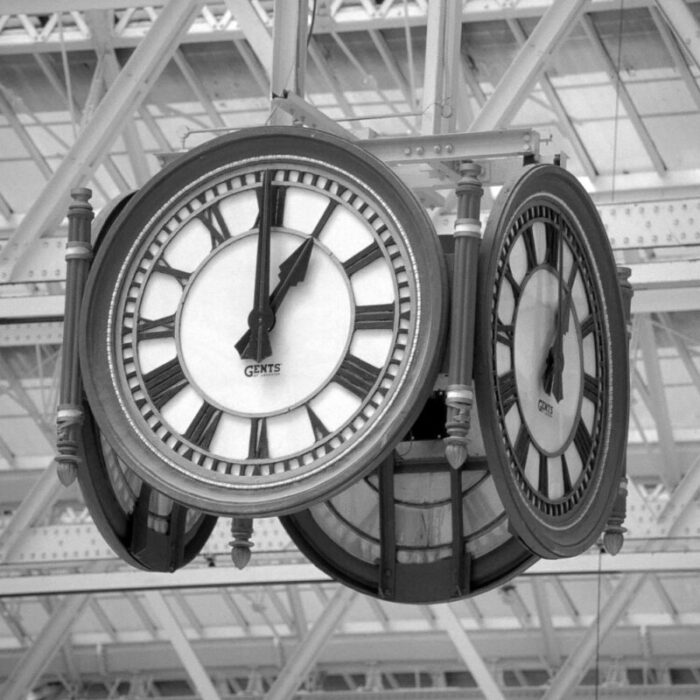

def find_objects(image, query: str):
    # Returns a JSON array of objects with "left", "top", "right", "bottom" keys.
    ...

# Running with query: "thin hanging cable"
[
  {"left": 610, "top": 0, "right": 625, "bottom": 203},
  {"left": 57, "top": 13, "right": 78, "bottom": 139},
  {"left": 307, "top": 0, "right": 317, "bottom": 48},
  {"left": 594, "top": 546, "right": 603, "bottom": 700}
]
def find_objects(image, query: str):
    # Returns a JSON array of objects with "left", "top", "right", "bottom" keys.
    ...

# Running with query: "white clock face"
[
  {"left": 81, "top": 129, "right": 446, "bottom": 515},
  {"left": 491, "top": 204, "right": 601, "bottom": 508},
  {"left": 118, "top": 164, "right": 411, "bottom": 475}
]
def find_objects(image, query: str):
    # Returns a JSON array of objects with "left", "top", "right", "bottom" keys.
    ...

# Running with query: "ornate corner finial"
[
  {"left": 230, "top": 516, "right": 254, "bottom": 569},
  {"left": 603, "top": 477, "right": 628, "bottom": 556}
]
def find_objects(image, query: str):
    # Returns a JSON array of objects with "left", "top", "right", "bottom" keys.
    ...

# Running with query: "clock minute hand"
[
  {"left": 238, "top": 171, "right": 275, "bottom": 362},
  {"left": 542, "top": 231, "right": 570, "bottom": 402},
  {"left": 235, "top": 199, "right": 337, "bottom": 356},
  {"left": 543, "top": 288, "right": 571, "bottom": 402},
  {"left": 235, "top": 237, "right": 314, "bottom": 356}
]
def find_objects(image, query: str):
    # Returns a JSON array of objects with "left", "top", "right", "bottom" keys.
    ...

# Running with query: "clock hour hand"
[
  {"left": 238, "top": 170, "right": 274, "bottom": 362},
  {"left": 235, "top": 198, "right": 336, "bottom": 355},
  {"left": 542, "top": 232, "right": 572, "bottom": 402},
  {"left": 235, "top": 236, "right": 314, "bottom": 355},
  {"left": 542, "top": 280, "right": 572, "bottom": 402}
]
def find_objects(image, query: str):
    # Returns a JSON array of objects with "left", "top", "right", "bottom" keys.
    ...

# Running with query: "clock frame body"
[
  {"left": 474, "top": 163, "right": 629, "bottom": 558},
  {"left": 79, "top": 127, "right": 447, "bottom": 517}
]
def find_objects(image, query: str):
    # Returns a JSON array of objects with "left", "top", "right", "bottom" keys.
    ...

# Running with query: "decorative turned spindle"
[
  {"left": 444, "top": 162, "right": 483, "bottom": 469},
  {"left": 56, "top": 188, "right": 94, "bottom": 486},
  {"left": 603, "top": 267, "right": 633, "bottom": 555}
]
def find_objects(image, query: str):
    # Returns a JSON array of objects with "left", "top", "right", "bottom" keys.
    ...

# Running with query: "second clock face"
[
  {"left": 475, "top": 164, "right": 629, "bottom": 558},
  {"left": 80, "top": 127, "right": 446, "bottom": 516}
]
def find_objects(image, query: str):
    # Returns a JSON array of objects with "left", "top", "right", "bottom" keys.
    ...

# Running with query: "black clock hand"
[
  {"left": 235, "top": 200, "right": 337, "bottom": 355},
  {"left": 543, "top": 232, "right": 572, "bottom": 402},
  {"left": 238, "top": 170, "right": 275, "bottom": 362}
]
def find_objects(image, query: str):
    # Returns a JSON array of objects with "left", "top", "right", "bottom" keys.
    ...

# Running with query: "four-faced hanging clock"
[
  {"left": 474, "top": 164, "right": 629, "bottom": 558},
  {"left": 79, "top": 127, "right": 447, "bottom": 517}
]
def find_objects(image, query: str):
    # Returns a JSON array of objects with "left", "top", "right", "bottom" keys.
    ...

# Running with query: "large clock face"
[
  {"left": 475, "top": 164, "right": 629, "bottom": 558},
  {"left": 80, "top": 127, "right": 446, "bottom": 516}
]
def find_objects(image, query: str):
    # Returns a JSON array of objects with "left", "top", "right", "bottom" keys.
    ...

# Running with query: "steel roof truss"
[
  {"left": 265, "top": 585, "right": 356, "bottom": 700},
  {"left": 469, "top": 0, "right": 588, "bottom": 132},
  {"left": 650, "top": 6, "right": 700, "bottom": 113},
  {"left": 173, "top": 48, "right": 226, "bottom": 129},
  {"left": 430, "top": 603, "right": 506, "bottom": 700},
  {"left": 0, "top": 462, "right": 61, "bottom": 565},
  {"left": 638, "top": 314, "right": 681, "bottom": 487},
  {"left": 0, "top": 89, "right": 52, "bottom": 180},
  {"left": 143, "top": 591, "right": 222, "bottom": 700},
  {"left": 0, "top": 593, "right": 90, "bottom": 700},
  {"left": 224, "top": 0, "right": 272, "bottom": 77},
  {"left": 127, "top": 592, "right": 159, "bottom": 639},
  {"left": 532, "top": 579, "right": 562, "bottom": 672},
  {"left": 656, "top": 0, "right": 700, "bottom": 74},
  {"left": 507, "top": 17, "right": 598, "bottom": 180},
  {"left": 544, "top": 453, "right": 700, "bottom": 698},
  {"left": 0, "top": 0, "right": 204, "bottom": 283},
  {"left": 581, "top": 14, "right": 667, "bottom": 177},
  {"left": 86, "top": 10, "right": 151, "bottom": 186}
]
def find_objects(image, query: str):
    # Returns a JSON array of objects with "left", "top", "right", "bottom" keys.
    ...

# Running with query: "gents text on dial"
[{"left": 244, "top": 363, "right": 282, "bottom": 377}]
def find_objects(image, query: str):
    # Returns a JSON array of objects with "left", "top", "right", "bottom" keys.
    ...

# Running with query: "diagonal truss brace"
[
  {"left": 266, "top": 585, "right": 356, "bottom": 700},
  {"left": 0, "top": 0, "right": 204, "bottom": 283},
  {"left": 144, "top": 591, "right": 222, "bottom": 700},
  {"left": 543, "top": 459, "right": 700, "bottom": 698},
  {"left": 430, "top": 603, "right": 506, "bottom": 699},
  {"left": 469, "top": 0, "right": 588, "bottom": 131},
  {"left": 655, "top": 0, "right": 700, "bottom": 73},
  {"left": 0, "top": 593, "right": 91, "bottom": 700}
]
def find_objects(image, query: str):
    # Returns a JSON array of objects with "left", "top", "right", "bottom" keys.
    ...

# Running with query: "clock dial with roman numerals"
[
  {"left": 80, "top": 127, "right": 447, "bottom": 516},
  {"left": 475, "top": 164, "right": 629, "bottom": 558}
]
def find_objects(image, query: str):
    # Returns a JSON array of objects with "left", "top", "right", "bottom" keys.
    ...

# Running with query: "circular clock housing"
[
  {"left": 80, "top": 127, "right": 447, "bottom": 516},
  {"left": 475, "top": 164, "right": 629, "bottom": 558}
]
